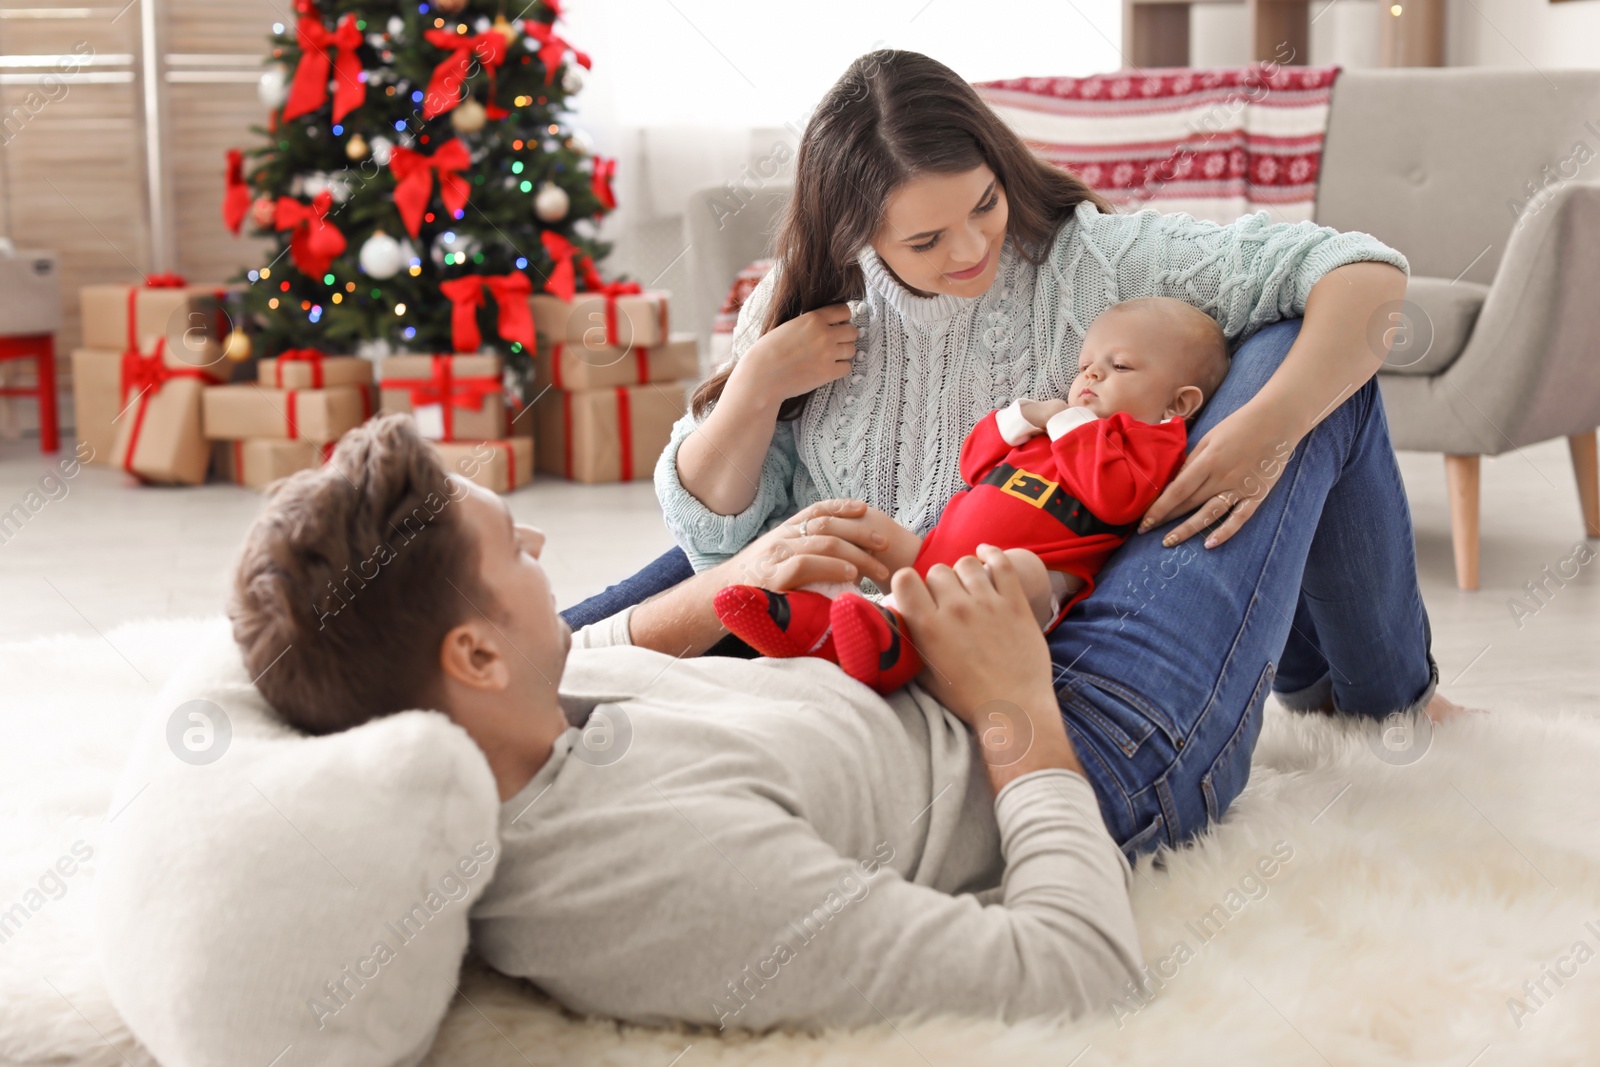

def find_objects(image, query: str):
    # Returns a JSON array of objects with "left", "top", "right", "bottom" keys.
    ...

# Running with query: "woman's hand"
[
  {"left": 719, "top": 499, "right": 895, "bottom": 591},
  {"left": 1139, "top": 398, "right": 1301, "bottom": 549},
  {"left": 725, "top": 304, "right": 858, "bottom": 409},
  {"left": 889, "top": 547, "right": 1082, "bottom": 790}
]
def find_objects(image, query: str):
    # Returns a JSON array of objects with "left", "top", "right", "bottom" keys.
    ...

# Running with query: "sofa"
[{"left": 683, "top": 67, "right": 1600, "bottom": 591}]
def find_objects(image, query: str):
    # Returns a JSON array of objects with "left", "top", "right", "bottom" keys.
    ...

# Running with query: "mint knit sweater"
[{"left": 654, "top": 200, "right": 1410, "bottom": 572}]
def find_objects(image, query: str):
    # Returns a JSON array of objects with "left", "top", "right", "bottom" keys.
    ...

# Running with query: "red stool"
[{"left": 0, "top": 334, "right": 59, "bottom": 454}]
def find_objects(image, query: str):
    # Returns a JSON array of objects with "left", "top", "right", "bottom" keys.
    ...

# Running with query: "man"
[{"left": 229, "top": 414, "right": 1141, "bottom": 1031}]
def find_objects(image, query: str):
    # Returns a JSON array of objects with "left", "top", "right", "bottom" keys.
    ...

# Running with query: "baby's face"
[{"left": 1068, "top": 311, "right": 1202, "bottom": 424}]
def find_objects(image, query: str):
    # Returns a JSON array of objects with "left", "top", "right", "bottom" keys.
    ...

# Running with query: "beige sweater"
[{"left": 469, "top": 608, "right": 1142, "bottom": 1030}]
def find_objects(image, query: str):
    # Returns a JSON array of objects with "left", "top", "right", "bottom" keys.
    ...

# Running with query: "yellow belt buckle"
[{"left": 999, "top": 468, "right": 1057, "bottom": 508}]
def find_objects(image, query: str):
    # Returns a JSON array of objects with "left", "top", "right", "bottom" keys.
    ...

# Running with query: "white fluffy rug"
[{"left": 4, "top": 618, "right": 1599, "bottom": 1066}]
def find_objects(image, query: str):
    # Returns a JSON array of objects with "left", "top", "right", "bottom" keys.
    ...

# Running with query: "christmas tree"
[{"left": 225, "top": 0, "right": 615, "bottom": 398}]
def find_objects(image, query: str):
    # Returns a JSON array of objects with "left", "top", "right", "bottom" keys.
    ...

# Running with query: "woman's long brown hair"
[{"left": 690, "top": 49, "right": 1113, "bottom": 421}]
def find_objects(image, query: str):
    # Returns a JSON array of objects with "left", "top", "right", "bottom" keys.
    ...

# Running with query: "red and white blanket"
[{"left": 974, "top": 64, "right": 1342, "bottom": 225}]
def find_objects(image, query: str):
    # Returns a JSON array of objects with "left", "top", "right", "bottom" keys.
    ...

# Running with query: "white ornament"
[
  {"left": 450, "top": 98, "right": 488, "bottom": 134},
  {"left": 386, "top": 15, "right": 404, "bottom": 37},
  {"left": 561, "top": 65, "right": 586, "bottom": 95},
  {"left": 369, "top": 135, "right": 393, "bottom": 166},
  {"left": 360, "top": 232, "right": 405, "bottom": 279},
  {"left": 301, "top": 171, "right": 330, "bottom": 199},
  {"left": 473, "top": 15, "right": 491, "bottom": 32},
  {"left": 356, "top": 337, "right": 393, "bottom": 361},
  {"left": 534, "top": 182, "right": 570, "bottom": 222},
  {"left": 258, "top": 64, "right": 289, "bottom": 108}
]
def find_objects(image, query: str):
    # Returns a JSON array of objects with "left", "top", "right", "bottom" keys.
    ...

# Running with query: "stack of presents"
[{"left": 67, "top": 277, "right": 700, "bottom": 494}]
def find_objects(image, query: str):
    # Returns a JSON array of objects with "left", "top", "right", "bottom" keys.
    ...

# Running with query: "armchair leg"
[
  {"left": 1444, "top": 454, "right": 1480, "bottom": 591},
  {"left": 1569, "top": 431, "right": 1600, "bottom": 539}
]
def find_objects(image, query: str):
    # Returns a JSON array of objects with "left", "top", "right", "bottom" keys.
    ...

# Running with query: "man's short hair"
[{"left": 228, "top": 414, "right": 492, "bottom": 735}]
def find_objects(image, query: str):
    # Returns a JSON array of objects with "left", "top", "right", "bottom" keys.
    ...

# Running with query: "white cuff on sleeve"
[
  {"left": 995, "top": 400, "right": 1041, "bottom": 446},
  {"left": 1046, "top": 406, "right": 1100, "bottom": 441}
]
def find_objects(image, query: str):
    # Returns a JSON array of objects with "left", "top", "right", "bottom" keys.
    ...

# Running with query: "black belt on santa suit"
[{"left": 977, "top": 463, "right": 1136, "bottom": 539}]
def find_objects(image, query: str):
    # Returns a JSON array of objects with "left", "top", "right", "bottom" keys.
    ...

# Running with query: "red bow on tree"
[
  {"left": 389, "top": 140, "right": 472, "bottom": 238},
  {"left": 590, "top": 156, "right": 617, "bottom": 211},
  {"left": 541, "top": 231, "right": 589, "bottom": 302},
  {"left": 422, "top": 30, "right": 507, "bottom": 120},
  {"left": 438, "top": 272, "right": 536, "bottom": 353},
  {"left": 274, "top": 191, "right": 347, "bottom": 278},
  {"left": 282, "top": 13, "right": 367, "bottom": 125},
  {"left": 223, "top": 149, "right": 251, "bottom": 235},
  {"left": 525, "top": 21, "right": 592, "bottom": 86}
]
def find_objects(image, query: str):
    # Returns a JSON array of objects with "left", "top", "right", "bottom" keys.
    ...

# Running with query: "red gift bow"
[
  {"left": 223, "top": 149, "right": 251, "bottom": 235},
  {"left": 590, "top": 156, "right": 617, "bottom": 211},
  {"left": 118, "top": 341, "right": 211, "bottom": 477},
  {"left": 274, "top": 191, "right": 347, "bottom": 278},
  {"left": 389, "top": 139, "right": 471, "bottom": 238},
  {"left": 422, "top": 29, "right": 507, "bottom": 120},
  {"left": 561, "top": 386, "right": 634, "bottom": 481},
  {"left": 282, "top": 13, "right": 367, "bottom": 124},
  {"left": 573, "top": 260, "right": 646, "bottom": 347},
  {"left": 439, "top": 272, "right": 535, "bottom": 353},
  {"left": 273, "top": 348, "right": 327, "bottom": 387},
  {"left": 525, "top": 21, "right": 591, "bottom": 86},
  {"left": 144, "top": 273, "right": 188, "bottom": 290},
  {"left": 385, "top": 355, "right": 503, "bottom": 441},
  {"left": 540, "top": 231, "right": 586, "bottom": 301}
]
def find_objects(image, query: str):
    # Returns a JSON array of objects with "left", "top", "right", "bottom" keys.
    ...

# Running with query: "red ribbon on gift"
[
  {"left": 274, "top": 191, "right": 347, "bottom": 278},
  {"left": 273, "top": 348, "right": 327, "bottom": 388},
  {"left": 144, "top": 273, "right": 188, "bottom": 290},
  {"left": 118, "top": 341, "right": 210, "bottom": 477},
  {"left": 590, "top": 156, "right": 617, "bottom": 211},
  {"left": 389, "top": 140, "right": 471, "bottom": 238},
  {"left": 439, "top": 272, "right": 535, "bottom": 354},
  {"left": 422, "top": 29, "right": 507, "bottom": 120},
  {"left": 385, "top": 355, "right": 502, "bottom": 441},
  {"left": 223, "top": 149, "right": 251, "bottom": 235},
  {"left": 561, "top": 386, "right": 634, "bottom": 481},
  {"left": 282, "top": 13, "right": 367, "bottom": 124},
  {"left": 572, "top": 260, "right": 646, "bottom": 347},
  {"left": 525, "top": 21, "right": 591, "bottom": 86},
  {"left": 483, "top": 439, "right": 520, "bottom": 491},
  {"left": 548, "top": 342, "right": 653, "bottom": 389}
]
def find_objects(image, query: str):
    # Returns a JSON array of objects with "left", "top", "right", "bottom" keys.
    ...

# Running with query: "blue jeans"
[{"left": 562, "top": 318, "right": 1437, "bottom": 863}]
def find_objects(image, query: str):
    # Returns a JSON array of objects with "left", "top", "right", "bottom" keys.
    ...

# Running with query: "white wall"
[{"left": 1446, "top": 0, "right": 1600, "bottom": 67}]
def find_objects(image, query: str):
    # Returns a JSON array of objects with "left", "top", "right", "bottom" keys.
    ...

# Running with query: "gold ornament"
[
  {"left": 450, "top": 98, "right": 488, "bottom": 134},
  {"left": 435, "top": 0, "right": 467, "bottom": 12},
  {"left": 345, "top": 133, "right": 369, "bottom": 161},
  {"left": 492, "top": 14, "right": 520, "bottom": 42},
  {"left": 223, "top": 330, "right": 253, "bottom": 362}
]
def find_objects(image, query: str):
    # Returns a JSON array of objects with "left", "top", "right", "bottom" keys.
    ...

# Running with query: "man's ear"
[
  {"left": 439, "top": 619, "right": 513, "bottom": 693},
  {"left": 1165, "top": 385, "right": 1205, "bottom": 421}
]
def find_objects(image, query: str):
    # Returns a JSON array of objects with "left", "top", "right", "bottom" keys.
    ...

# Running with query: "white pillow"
[{"left": 95, "top": 620, "right": 501, "bottom": 1067}]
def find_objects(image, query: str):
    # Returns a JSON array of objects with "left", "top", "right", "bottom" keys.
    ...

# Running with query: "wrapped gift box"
[
  {"left": 212, "top": 438, "right": 331, "bottom": 490},
  {"left": 529, "top": 289, "right": 670, "bottom": 350},
  {"left": 109, "top": 349, "right": 233, "bottom": 485},
  {"left": 379, "top": 354, "right": 505, "bottom": 442},
  {"left": 0, "top": 249, "right": 63, "bottom": 335},
  {"left": 534, "top": 334, "right": 699, "bottom": 392},
  {"left": 202, "top": 384, "right": 371, "bottom": 443},
  {"left": 258, "top": 351, "right": 374, "bottom": 390},
  {"left": 533, "top": 382, "right": 688, "bottom": 484},
  {"left": 81, "top": 281, "right": 238, "bottom": 367},
  {"left": 430, "top": 438, "right": 533, "bottom": 494},
  {"left": 70, "top": 348, "right": 124, "bottom": 465}
]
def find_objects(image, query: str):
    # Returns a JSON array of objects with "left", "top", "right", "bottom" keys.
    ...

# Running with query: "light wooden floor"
[{"left": 0, "top": 437, "right": 1595, "bottom": 716}]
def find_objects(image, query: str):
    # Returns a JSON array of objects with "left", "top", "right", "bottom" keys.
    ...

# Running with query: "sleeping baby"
[{"left": 714, "top": 295, "right": 1231, "bottom": 693}]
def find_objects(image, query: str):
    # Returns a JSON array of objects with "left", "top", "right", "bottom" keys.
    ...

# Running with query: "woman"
[{"left": 567, "top": 50, "right": 1458, "bottom": 859}]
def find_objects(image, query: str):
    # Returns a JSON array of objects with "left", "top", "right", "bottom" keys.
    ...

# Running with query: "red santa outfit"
[{"left": 910, "top": 399, "right": 1190, "bottom": 631}]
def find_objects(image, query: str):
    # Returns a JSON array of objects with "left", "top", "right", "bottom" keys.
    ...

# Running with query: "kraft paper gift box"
[
  {"left": 430, "top": 438, "right": 533, "bottom": 494},
  {"left": 80, "top": 281, "right": 239, "bottom": 366},
  {"left": 70, "top": 348, "right": 124, "bottom": 466},
  {"left": 534, "top": 381, "right": 688, "bottom": 484},
  {"left": 529, "top": 289, "right": 670, "bottom": 350},
  {"left": 202, "top": 384, "right": 371, "bottom": 443},
  {"left": 258, "top": 351, "right": 374, "bottom": 390},
  {"left": 0, "top": 249, "right": 63, "bottom": 335},
  {"left": 212, "top": 439, "right": 331, "bottom": 491},
  {"left": 533, "top": 334, "right": 699, "bottom": 391},
  {"left": 109, "top": 349, "right": 232, "bottom": 485},
  {"left": 378, "top": 354, "right": 505, "bottom": 442}
]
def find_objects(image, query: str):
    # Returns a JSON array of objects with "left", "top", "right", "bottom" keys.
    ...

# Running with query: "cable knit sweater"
[{"left": 655, "top": 199, "right": 1410, "bottom": 572}]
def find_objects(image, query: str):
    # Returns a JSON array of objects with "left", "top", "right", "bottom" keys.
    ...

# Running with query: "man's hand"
[{"left": 890, "top": 545, "right": 1084, "bottom": 792}]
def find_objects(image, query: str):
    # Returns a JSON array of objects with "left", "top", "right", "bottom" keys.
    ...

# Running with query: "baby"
[{"left": 714, "top": 296, "right": 1231, "bottom": 693}]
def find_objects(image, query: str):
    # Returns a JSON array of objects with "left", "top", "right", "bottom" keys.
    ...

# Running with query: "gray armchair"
[
  {"left": 682, "top": 69, "right": 1600, "bottom": 591},
  {"left": 1317, "top": 68, "right": 1600, "bottom": 589}
]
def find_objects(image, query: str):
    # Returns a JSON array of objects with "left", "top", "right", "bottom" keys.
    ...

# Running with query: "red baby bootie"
[
  {"left": 830, "top": 592, "right": 923, "bottom": 694},
  {"left": 714, "top": 586, "right": 836, "bottom": 660}
]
